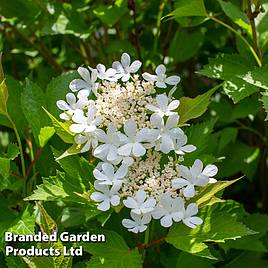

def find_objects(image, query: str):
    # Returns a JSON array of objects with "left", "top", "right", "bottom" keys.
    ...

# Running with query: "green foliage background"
[{"left": 1, "top": 0, "right": 268, "bottom": 267}]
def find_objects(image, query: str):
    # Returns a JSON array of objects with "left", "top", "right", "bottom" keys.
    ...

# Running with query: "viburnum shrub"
[{"left": 56, "top": 53, "right": 219, "bottom": 233}]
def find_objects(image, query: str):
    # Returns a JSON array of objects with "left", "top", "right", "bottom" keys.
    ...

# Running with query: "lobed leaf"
[{"left": 166, "top": 201, "right": 256, "bottom": 258}]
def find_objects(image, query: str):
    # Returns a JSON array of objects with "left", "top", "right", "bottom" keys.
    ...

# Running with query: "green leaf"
[
  {"left": 21, "top": 79, "right": 50, "bottom": 143},
  {"left": 0, "top": 79, "right": 8, "bottom": 115},
  {"left": 5, "top": 256, "right": 28, "bottom": 268},
  {"left": 36, "top": 203, "right": 57, "bottom": 235},
  {"left": 25, "top": 162, "right": 94, "bottom": 204},
  {"left": 54, "top": 151, "right": 94, "bottom": 186},
  {"left": 224, "top": 251, "right": 268, "bottom": 268},
  {"left": 256, "top": 3, "right": 268, "bottom": 49},
  {"left": 166, "top": 201, "right": 256, "bottom": 257},
  {"left": 0, "top": 157, "right": 10, "bottom": 178},
  {"left": 43, "top": 107, "right": 74, "bottom": 143},
  {"left": 83, "top": 230, "right": 143, "bottom": 268},
  {"left": 261, "top": 91, "right": 268, "bottom": 120},
  {"left": 175, "top": 252, "right": 214, "bottom": 267},
  {"left": 39, "top": 126, "right": 55, "bottom": 148},
  {"left": 93, "top": 0, "right": 128, "bottom": 26},
  {"left": 0, "top": 76, "right": 28, "bottom": 136},
  {"left": 0, "top": 53, "right": 4, "bottom": 83},
  {"left": 191, "top": 178, "right": 240, "bottom": 207},
  {"left": 226, "top": 213, "right": 268, "bottom": 252},
  {"left": 238, "top": 67, "right": 268, "bottom": 90},
  {"left": 183, "top": 119, "right": 216, "bottom": 164},
  {"left": 56, "top": 143, "right": 82, "bottom": 160},
  {"left": 169, "top": 29, "right": 204, "bottom": 63},
  {"left": 217, "top": 0, "right": 251, "bottom": 35},
  {"left": 167, "top": 0, "right": 207, "bottom": 18},
  {"left": 218, "top": 127, "right": 238, "bottom": 151},
  {"left": 7, "top": 205, "right": 35, "bottom": 235},
  {"left": 0, "top": 54, "right": 8, "bottom": 115},
  {"left": 46, "top": 72, "right": 78, "bottom": 117},
  {"left": 178, "top": 84, "right": 220, "bottom": 123},
  {"left": 6, "top": 143, "right": 20, "bottom": 160},
  {"left": 222, "top": 77, "right": 259, "bottom": 103},
  {"left": 217, "top": 141, "right": 260, "bottom": 179},
  {"left": 24, "top": 204, "right": 73, "bottom": 268},
  {"left": 198, "top": 54, "right": 259, "bottom": 102}
]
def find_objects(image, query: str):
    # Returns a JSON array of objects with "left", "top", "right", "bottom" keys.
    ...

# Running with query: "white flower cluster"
[{"left": 56, "top": 53, "right": 218, "bottom": 233}]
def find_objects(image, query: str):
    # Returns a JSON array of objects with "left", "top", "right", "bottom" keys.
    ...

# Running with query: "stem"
[
  {"left": 246, "top": 0, "right": 261, "bottom": 60},
  {"left": 153, "top": 0, "right": 167, "bottom": 52},
  {"left": 209, "top": 15, "right": 262, "bottom": 67},
  {"left": 6, "top": 114, "right": 26, "bottom": 178},
  {"left": 142, "top": 224, "right": 150, "bottom": 260}
]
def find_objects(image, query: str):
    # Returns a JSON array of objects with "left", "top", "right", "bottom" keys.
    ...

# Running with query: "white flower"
[
  {"left": 182, "top": 203, "right": 203, "bottom": 228},
  {"left": 90, "top": 181, "right": 121, "bottom": 211},
  {"left": 150, "top": 113, "right": 182, "bottom": 154},
  {"left": 69, "top": 105, "right": 102, "bottom": 134},
  {"left": 146, "top": 94, "right": 180, "bottom": 118},
  {"left": 91, "top": 64, "right": 117, "bottom": 81},
  {"left": 172, "top": 159, "right": 218, "bottom": 198},
  {"left": 174, "top": 133, "right": 196, "bottom": 155},
  {"left": 112, "top": 53, "right": 142, "bottom": 82},
  {"left": 69, "top": 67, "right": 99, "bottom": 96},
  {"left": 74, "top": 132, "right": 100, "bottom": 153},
  {"left": 118, "top": 120, "right": 158, "bottom": 157},
  {"left": 152, "top": 193, "right": 184, "bottom": 227},
  {"left": 56, "top": 92, "right": 89, "bottom": 121},
  {"left": 93, "top": 122, "right": 121, "bottom": 162},
  {"left": 123, "top": 189, "right": 156, "bottom": 215},
  {"left": 93, "top": 162, "right": 128, "bottom": 186},
  {"left": 142, "top": 64, "right": 180, "bottom": 88},
  {"left": 122, "top": 211, "right": 151, "bottom": 233}
]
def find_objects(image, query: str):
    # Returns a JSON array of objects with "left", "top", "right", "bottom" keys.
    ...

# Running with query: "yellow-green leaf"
[{"left": 178, "top": 84, "right": 221, "bottom": 123}]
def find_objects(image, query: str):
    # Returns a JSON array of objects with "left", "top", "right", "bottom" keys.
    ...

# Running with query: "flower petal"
[
  {"left": 102, "top": 163, "right": 115, "bottom": 177},
  {"left": 129, "top": 60, "right": 142, "bottom": 73},
  {"left": 185, "top": 203, "right": 198, "bottom": 217},
  {"left": 122, "top": 73, "right": 130, "bottom": 82},
  {"left": 142, "top": 72, "right": 156, "bottom": 82},
  {"left": 110, "top": 195, "right": 120, "bottom": 206},
  {"left": 165, "top": 75, "right": 181, "bottom": 85},
  {"left": 69, "top": 124, "right": 86, "bottom": 133},
  {"left": 78, "top": 67, "right": 90, "bottom": 82},
  {"left": 156, "top": 94, "right": 169, "bottom": 110},
  {"left": 166, "top": 114, "right": 179, "bottom": 129},
  {"left": 132, "top": 142, "right": 146, "bottom": 157},
  {"left": 69, "top": 79, "right": 89, "bottom": 92},
  {"left": 136, "top": 189, "right": 147, "bottom": 203},
  {"left": 122, "top": 219, "right": 136, "bottom": 229},
  {"left": 123, "top": 197, "right": 137, "bottom": 209},
  {"left": 155, "top": 81, "right": 167, "bottom": 88},
  {"left": 168, "top": 100, "right": 180, "bottom": 110},
  {"left": 202, "top": 164, "right": 218, "bottom": 177},
  {"left": 66, "top": 93, "right": 76, "bottom": 105},
  {"left": 155, "top": 64, "right": 166, "bottom": 75},
  {"left": 180, "top": 144, "right": 196, "bottom": 153},
  {"left": 160, "top": 215, "right": 173, "bottom": 227},
  {"left": 97, "top": 199, "right": 110, "bottom": 211},
  {"left": 56, "top": 100, "right": 69, "bottom": 111},
  {"left": 124, "top": 120, "right": 137, "bottom": 138},
  {"left": 90, "top": 192, "right": 105, "bottom": 202},
  {"left": 118, "top": 143, "right": 133, "bottom": 156},
  {"left": 190, "top": 159, "right": 203, "bottom": 176},
  {"left": 115, "top": 164, "right": 128, "bottom": 178},
  {"left": 160, "top": 134, "right": 174, "bottom": 154},
  {"left": 121, "top": 53, "right": 131, "bottom": 67},
  {"left": 183, "top": 184, "right": 195, "bottom": 198},
  {"left": 172, "top": 178, "right": 189, "bottom": 189},
  {"left": 93, "top": 169, "right": 109, "bottom": 182}
]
